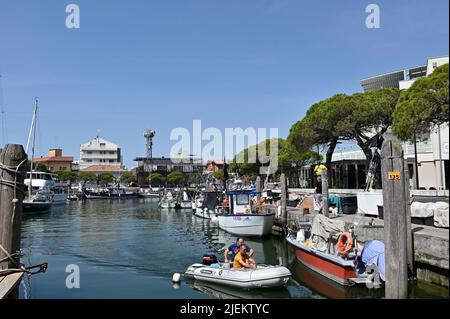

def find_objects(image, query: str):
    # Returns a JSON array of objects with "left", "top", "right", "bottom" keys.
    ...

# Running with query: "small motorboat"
[{"left": 184, "top": 262, "right": 291, "bottom": 289}]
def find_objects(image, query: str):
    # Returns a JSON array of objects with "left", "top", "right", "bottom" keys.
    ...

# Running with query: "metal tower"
[{"left": 144, "top": 130, "right": 156, "bottom": 172}]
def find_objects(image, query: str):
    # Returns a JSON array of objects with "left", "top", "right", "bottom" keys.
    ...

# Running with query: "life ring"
[{"left": 337, "top": 232, "right": 353, "bottom": 257}]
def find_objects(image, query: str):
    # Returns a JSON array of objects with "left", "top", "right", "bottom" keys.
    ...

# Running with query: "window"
[
  {"left": 87, "top": 160, "right": 92, "bottom": 162},
  {"left": 109, "top": 160, "right": 115, "bottom": 163},
  {"left": 109, "top": 151, "right": 115, "bottom": 154},
  {"left": 235, "top": 194, "right": 249, "bottom": 205},
  {"left": 86, "top": 151, "right": 92, "bottom": 154}
]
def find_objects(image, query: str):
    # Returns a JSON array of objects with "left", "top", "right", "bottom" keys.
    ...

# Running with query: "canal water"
[{"left": 19, "top": 199, "right": 448, "bottom": 299}]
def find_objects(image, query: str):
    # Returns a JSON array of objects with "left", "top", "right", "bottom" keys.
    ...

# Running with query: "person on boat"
[
  {"left": 233, "top": 244, "right": 256, "bottom": 269},
  {"left": 314, "top": 162, "right": 327, "bottom": 177},
  {"left": 224, "top": 237, "right": 254, "bottom": 264}
]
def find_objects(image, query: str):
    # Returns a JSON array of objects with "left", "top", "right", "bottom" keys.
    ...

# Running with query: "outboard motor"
[{"left": 202, "top": 254, "right": 218, "bottom": 265}]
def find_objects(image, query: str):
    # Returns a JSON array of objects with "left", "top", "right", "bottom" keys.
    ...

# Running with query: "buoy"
[{"left": 172, "top": 273, "right": 181, "bottom": 283}]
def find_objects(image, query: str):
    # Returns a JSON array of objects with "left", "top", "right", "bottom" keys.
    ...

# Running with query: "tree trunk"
[{"left": 325, "top": 139, "right": 338, "bottom": 183}]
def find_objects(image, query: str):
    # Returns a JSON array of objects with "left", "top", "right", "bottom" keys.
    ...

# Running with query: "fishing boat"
[
  {"left": 158, "top": 190, "right": 176, "bottom": 208},
  {"left": 184, "top": 263, "right": 291, "bottom": 289},
  {"left": 191, "top": 193, "right": 204, "bottom": 213},
  {"left": 175, "top": 190, "right": 192, "bottom": 209},
  {"left": 286, "top": 214, "right": 385, "bottom": 287},
  {"left": 194, "top": 191, "right": 222, "bottom": 219},
  {"left": 84, "top": 186, "right": 139, "bottom": 199},
  {"left": 217, "top": 181, "right": 275, "bottom": 237}
]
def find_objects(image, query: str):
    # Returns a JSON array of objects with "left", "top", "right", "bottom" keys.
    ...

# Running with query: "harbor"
[
  {"left": 0, "top": 1, "right": 449, "bottom": 303},
  {"left": 12, "top": 199, "right": 448, "bottom": 299}
]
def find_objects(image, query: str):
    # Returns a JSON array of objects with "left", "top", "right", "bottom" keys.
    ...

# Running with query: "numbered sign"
[{"left": 388, "top": 171, "right": 401, "bottom": 180}]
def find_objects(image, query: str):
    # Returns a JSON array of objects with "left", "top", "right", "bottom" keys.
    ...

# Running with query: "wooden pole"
[
  {"left": 280, "top": 173, "right": 287, "bottom": 226},
  {"left": 381, "top": 136, "right": 408, "bottom": 299},
  {"left": 0, "top": 145, "right": 27, "bottom": 271},
  {"left": 321, "top": 170, "right": 329, "bottom": 217},
  {"left": 404, "top": 159, "right": 414, "bottom": 277}
]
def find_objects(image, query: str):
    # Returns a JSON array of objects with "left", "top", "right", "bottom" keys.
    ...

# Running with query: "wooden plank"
[{"left": 0, "top": 272, "right": 23, "bottom": 299}]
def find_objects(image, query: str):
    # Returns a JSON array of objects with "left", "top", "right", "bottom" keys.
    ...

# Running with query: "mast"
[{"left": 28, "top": 98, "right": 39, "bottom": 200}]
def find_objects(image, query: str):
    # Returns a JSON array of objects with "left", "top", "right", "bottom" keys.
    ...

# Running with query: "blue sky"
[{"left": 0, "top": 0, "right": 448, "bottom": 168}]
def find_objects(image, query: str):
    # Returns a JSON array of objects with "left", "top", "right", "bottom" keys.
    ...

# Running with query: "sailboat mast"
[{"left": 28, "top": 98, "right": 38, "bottom": 200}]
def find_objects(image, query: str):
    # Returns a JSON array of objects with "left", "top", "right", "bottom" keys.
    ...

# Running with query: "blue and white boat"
[{"left": 217, "top": 182, "right": 275, "bottom": 237}]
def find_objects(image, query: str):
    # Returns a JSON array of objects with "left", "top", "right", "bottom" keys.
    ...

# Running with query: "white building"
[
  {"left": 79, "top": 136, "right": 123, "bottom": 170},
  {"left": 360, "top": 55, "right": 449, "bottom": 190}
]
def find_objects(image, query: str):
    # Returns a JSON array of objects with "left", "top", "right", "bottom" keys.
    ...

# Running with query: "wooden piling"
[
  {"left": 0, "top": 144, "right": 27, "bottom": 271},
  {"left": 321, "top": 170, "right": 329, "bottom": 217},
  {"left": 381, "top": 136, "right": 408, "bottom": 299},
  {"left": 280, "top": 173, "right": 287, "bottom": 225},
  {"left": 404, "top": 159, "right": 414, "bottom": 277}
]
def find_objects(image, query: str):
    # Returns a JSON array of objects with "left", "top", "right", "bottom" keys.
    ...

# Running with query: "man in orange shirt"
[{"left": 233, "top": 244, "right": 256, "bottom": 269}]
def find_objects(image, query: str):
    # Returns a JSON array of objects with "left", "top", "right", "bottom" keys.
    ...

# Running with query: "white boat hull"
[
  {"left": 185, "top": 263, "right": 291, "bottom": 289},
  {"left": 194, "top": 207, "right": 218, "bottom": 219},
  {"left": 217, "top": 213, "right": 275, "bottom": 237}
]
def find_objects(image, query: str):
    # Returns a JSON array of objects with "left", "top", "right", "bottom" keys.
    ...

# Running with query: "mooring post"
[
  {"left": 255, "top": 176, "right": 261, "bottom": 201},
  {"left": 280, "top": 173, "right": 287, "bottom": 226},
  {"left": 321, "top": 170, "right": 329, "bottom": 217},
  {"left": 0, "top": 144, "right": 27, "bottom": 271},
  {"left": 404, "top": 159, "right": 414, "bottom": 277},
  {"left": 381, "top": 136, "right": 408, "bottom": 299}
]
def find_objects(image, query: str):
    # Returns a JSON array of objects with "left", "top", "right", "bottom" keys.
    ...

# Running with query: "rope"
[{"left": 0, "top": 244, "right": 23, "bottom": 269}]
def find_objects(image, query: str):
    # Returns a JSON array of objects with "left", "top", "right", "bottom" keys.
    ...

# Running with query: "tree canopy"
[
  {"left": 150, "top": 173, "right": 165, "bottom": 186},
  {"left": 120, "top": 171, "right": 136, "bottom": 184},
  {"left": 167, "top": 171, "right": 186, "bottom": 185},
  {"left": 77, "top": 172, "right": 96, "bottom": 182},
  {"left": 55, "top": 171, "right": 77, "bottom": 183},
  {"left": 98, "top": 173, "right": 115, "bottom": 185},
  {"left": 392, "top": 63, "right": 449, "bottom": 141}
]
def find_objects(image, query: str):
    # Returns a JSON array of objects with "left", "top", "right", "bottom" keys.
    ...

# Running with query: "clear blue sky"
[{"left": 0, "top": 0, "right": 448, "bottom": 168}]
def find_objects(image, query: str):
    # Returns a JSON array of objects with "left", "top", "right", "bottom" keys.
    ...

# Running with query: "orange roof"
[
  {"left": 81, "top": 165, "right": 126, "bottom": 173},
  {"left": 33, "top": 156, "right": 74, "bottom": 162}
]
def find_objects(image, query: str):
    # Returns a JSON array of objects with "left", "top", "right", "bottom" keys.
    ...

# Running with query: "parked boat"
[
  {"left": 191, "top": 193, "right": 204, "bottom": 213},
  {"left": 184, "top": 263, "right": 291, "bottom": 289},
  {"left": 139, "top": 187, "right": 161, "bottom": 199},
  {"left": 217, "top": 183, "right": 275, "bottom": 237},
  {"left": 194, "top": 191, "right": 221, "bottom": 219},
  {"left": 84, "top": 186, "right": 139, "bottom": 199},
  {"left": 286, "top": 214, "right": 384, "bottom": 287},
  {"left": 159, "top": 190, "right": 176, "bottom": 208},
  {"left": 175, "top": 191, "right": 192, "bottom": 209},
  {"left": 22, "top": 98, "right": 53, "bottom": 213},
  {"left": 23, "top": 190, "right": 52, "bottom": 213}
]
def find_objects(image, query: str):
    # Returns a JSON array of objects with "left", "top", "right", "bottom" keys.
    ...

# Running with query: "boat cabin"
[{"left": 225, "top": 190, "right": 258, "bottom": 215}]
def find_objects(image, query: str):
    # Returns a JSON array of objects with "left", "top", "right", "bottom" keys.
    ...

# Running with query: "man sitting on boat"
[
  {"left": 224, "top": 237, "right": 254, "bottom": 264},
  {"left": 232, "top": 244, "right": 256, "bottom": 270}
]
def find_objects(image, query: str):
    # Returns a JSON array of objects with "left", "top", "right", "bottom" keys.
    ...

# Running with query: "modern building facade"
[
  {"left": 360, "top": 55, "right": 449, "bottom": 190},
  {"left": 79, "top": 136, "right": 123, "bottom": 170},
  {"left": 33, "top": 149, "right": 74, "bottom": 172}
]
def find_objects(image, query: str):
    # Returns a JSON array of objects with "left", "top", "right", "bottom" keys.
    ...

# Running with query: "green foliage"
[
  {"left": 393, "top": 64, "right": 449, "bottom": 141},
  {"left": 98, "top": 173, "right": 115, "bottom": 185},
  {"left": 212, "top": 171, "right": 224, "bottom": 180},
  {"left": 55, "top": 171, "right": 77, "bottom": 182},
  {"left": 167, "top": 171, "right": 186, "bottom": 185},
  {"left": 77, "top": 172, "right": 97, "bottom": 182},
  {"left": 120, "top": 171, "right": 136, "bottom": 184},
  {"left": 233, "top": 138, "right": 320, "bottom": 176},
  {"left": 150, "top": 173, "right": 165, "bottom": 186}
]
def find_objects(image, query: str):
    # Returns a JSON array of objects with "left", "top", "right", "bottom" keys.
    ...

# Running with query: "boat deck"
[{"left": 0, "top": 272, "right": 23, "bottom": 299}]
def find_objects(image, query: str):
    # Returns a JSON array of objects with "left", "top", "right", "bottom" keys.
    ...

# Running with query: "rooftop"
[
  {"left": 33, "top": 156, "right": 74, "bottom": 162},
  {"left": 80, "top": 165, "right": 126, "bottom": 173}
]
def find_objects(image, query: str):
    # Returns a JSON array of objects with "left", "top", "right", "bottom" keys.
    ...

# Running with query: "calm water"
[{"left": 19, "top": 199, "right": 448, "bottom": 299}]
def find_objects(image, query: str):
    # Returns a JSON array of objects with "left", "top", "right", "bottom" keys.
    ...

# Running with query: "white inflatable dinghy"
[{"left": 184, "top": 263, "right": 291, "bottom": 289}]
